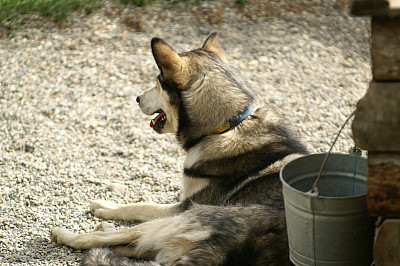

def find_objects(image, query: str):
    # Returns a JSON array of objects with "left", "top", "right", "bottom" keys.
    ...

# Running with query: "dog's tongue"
[{"left": 150, "top": 112, "right": 166, "bottom": 128}]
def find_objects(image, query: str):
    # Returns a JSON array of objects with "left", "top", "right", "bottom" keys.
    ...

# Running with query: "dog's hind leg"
[
  {"left": 51, "top": 212, "right": 213, "bottom": 264},
  {"left": 90, "top": 200, "right": 181, "bottom": 222},
  {"left": 50, "top": 224, "right": 146, "bottom": 251}
]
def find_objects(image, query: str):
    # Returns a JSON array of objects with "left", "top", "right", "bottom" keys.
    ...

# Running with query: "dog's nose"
[{"left": 136, "top": 96, "right": 140, "bottom": 103}]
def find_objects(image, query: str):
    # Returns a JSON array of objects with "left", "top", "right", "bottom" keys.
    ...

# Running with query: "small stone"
[{"left": 107, "top": 183, "right": 127, "bottom": 195}]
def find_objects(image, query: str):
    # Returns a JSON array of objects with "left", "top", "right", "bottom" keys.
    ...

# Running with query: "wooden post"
[
  {"left": 367, "top": 152, "right": 400, "bottom": 216},
  {"left": 351, "top": 0, "right": 400, "bottom": 216},
  {"left": 352, "top": 82, "right": 400, "bottom": 216},
  {"left": 350, "top": 1, "right": 400, "bottom": 264},
  {"left": 371, "top": 17, "right": 400, "bottom": 80}
]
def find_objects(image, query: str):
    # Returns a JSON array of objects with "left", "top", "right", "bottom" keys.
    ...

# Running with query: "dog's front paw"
[
  {"left": 90, "top": 200, "right": 119, "bottom": 219},
  {"left": 50, "top": 227, "right": 76, "bottom": 245}
]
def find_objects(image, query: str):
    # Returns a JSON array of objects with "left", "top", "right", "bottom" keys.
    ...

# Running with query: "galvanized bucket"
[{"left": 280, "top": 153, "right": 374, "bottom": 266}]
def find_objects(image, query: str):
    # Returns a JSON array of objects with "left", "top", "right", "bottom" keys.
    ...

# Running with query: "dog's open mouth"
[{"left": 150, "top": 109, "right": 167, "bottom": 131}]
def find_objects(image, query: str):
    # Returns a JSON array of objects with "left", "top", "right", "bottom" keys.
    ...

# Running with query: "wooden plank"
[
  {"left": 351, "top": 0, "right": 400, "bottom": 16},
  {"left": 374, "top": 219, "right": 400, "bottom": 265},
  {"left": 352, "top": 82, "right": 400, "bottom": 151},
  {"left": 350, "top": 0, "right": 388, "bottom": 15},
  {"left": 367, "top": 152, "right": 400, "bottom": 217},
  {"left": 371, "top": 17, "right": 400, "bottom": 80}
]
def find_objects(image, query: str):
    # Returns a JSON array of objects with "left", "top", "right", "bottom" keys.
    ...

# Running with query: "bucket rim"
[{"left": 279, "top": 153, "right": 367, "bottom": 200}]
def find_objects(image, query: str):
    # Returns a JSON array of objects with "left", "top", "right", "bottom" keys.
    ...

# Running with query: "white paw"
[
  {"left": 90, "top": 199, "right": 118, "bottom": 219},
  {"left": 50, "top": 227, "right": 76, "bottom": 245}
]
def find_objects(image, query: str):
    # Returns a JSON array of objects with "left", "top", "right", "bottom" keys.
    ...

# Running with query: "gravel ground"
[{"left": 0, "top": 0, "right": 371, "bottom": 265}]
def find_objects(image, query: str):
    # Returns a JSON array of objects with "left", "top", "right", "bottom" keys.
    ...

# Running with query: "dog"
[{"left": 50, "top": 32, "right": 308, "bottom": 265}]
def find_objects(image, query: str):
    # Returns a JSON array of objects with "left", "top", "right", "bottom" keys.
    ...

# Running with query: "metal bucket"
[{"left": 280, "top": 153, "right": 374, "bottom": 266}]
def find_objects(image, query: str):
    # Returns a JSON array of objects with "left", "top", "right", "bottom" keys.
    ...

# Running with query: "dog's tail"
[{"left": 82, "top": 247, "right": 160, "bottom": 266}]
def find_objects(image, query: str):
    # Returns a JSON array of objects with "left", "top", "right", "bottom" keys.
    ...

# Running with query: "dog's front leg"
[{"left": 90, "top": 200, "right": 181, "bottom": 222}]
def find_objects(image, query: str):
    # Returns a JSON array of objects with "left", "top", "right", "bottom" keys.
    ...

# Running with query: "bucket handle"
[{"left": 308, "top": 110, "right": 356, "bottom": 195}]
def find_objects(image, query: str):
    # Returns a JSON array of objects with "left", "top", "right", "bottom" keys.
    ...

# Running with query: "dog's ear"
[
  {"left": 151, "top": 37, "right": 187, "bottom": 88},
  {"left": 202, "top": 32, "right": 228, "bottom": 64}
]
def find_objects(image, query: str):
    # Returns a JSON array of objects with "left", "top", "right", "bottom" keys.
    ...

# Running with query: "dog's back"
[{"left": 181, "top": 105, "right": 307, "bottom": 207}]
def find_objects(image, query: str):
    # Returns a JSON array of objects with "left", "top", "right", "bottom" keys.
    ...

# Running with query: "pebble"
[
  {"left": 0, "top": 0, "right": 370, "bottom": 264},
  {"left": 108, "top": 183, "right": 127, "bottom": 195}
]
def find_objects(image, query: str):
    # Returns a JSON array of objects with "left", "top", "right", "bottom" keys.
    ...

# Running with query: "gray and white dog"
[{"left": 51, "top": 32, "right": 308, "bottom": 265}]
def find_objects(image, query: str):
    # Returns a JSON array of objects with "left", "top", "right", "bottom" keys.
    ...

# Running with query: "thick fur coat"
[{"left": 51, "top": 32, "right": 308, "bottom": 266}]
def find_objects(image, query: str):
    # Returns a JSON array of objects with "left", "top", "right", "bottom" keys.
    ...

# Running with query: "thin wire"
[{"left": 309, "top": 110, "right": 356, "bottom": 194}]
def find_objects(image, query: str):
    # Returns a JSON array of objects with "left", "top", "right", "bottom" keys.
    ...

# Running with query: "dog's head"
[{"left": 137, "top": 32, "right": 255, "bottom": 149}]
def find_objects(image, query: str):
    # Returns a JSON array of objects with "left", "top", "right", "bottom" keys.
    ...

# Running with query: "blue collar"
[{"left": 212, "top": 105, "right": 254, "bottom": 134}]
